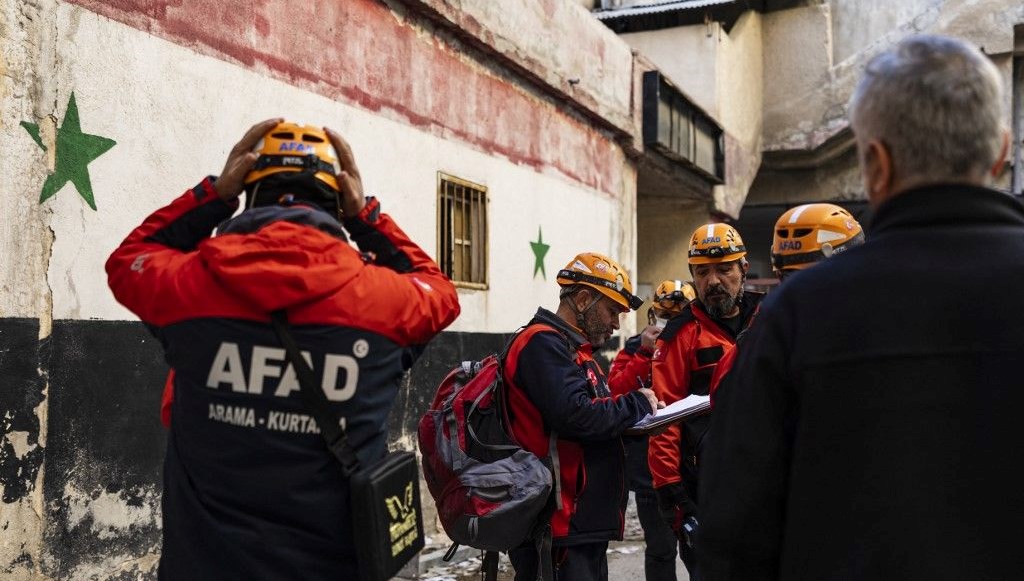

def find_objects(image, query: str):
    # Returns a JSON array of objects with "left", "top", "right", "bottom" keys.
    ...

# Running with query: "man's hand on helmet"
[
  {"left": 325, "top": 128, "right": 365, "bottom": 217},
  {"left": 214, "top": 118, "right": 283, "bottom": 202}
]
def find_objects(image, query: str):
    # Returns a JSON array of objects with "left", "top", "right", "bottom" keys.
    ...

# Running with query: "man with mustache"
[
  {"left": 503, "top": 252, "right": 660, "bottom": 581},
  {"left": 647, "top": 225, "right": 764, "bottom": 581}
]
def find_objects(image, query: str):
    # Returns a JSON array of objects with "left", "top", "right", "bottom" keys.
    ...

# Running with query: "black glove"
[{"left": 655, "top": 482, "right": 698, "bottom": 542}]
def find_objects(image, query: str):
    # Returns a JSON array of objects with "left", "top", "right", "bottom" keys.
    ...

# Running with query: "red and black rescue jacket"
[
  {"left": 607, "top": 334, "right": 654, "bottom": 396},
  {"left": 503, "top": 308, "right": 652, "bottom": 545},
  {"left": 648, "top": 293, "right": 762, "bottom": 492},
  {"left": 106, "top": 178, "right": 460, "bottom": 581}
]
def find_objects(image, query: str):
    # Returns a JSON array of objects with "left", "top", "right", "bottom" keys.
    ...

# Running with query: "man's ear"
[
  {"left": 863, "top": 139, "right": 894, "bottom": 206},
  {"left": 573, "top": 287, "right": 593, "bottom": 311}
]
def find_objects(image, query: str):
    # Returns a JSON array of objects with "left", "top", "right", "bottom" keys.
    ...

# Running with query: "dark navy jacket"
[
  {"left": 700, "top": 185, "right": 1024, "bottom": 581},
  {"left": 504, "top": 308, "right": 652, "bottom": 545},
  {"left": 107, "top": 178, "right": 460, "bottom": 580}
]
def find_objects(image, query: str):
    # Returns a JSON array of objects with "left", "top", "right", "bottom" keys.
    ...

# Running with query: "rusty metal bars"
[{"left": 437, "top": 173, "right": 488, "bottom": 289}]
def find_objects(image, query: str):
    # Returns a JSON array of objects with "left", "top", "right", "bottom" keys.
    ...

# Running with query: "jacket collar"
[
  {"left": 691, "top": 291, "right": 763, "bottom": 338},
  {"left": 869, "top": 184, "right": 1024, "bottom": 237},
  {"left": 217, "top": 204, "right": 348, "bottom": 240},
  {"left": 531, "top": 307, "right": 589, "bottom": 350}
]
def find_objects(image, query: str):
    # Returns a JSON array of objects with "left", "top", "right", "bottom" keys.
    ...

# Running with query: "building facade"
[
  {"left": 0, "top": 1, "right": 715, "bottom": 578},
  {"left": 5, "top": 1, "right": 1022, "bottom": 578},
  {"left": 593, "top": 0, "right": 1024, "bottom": 282}
]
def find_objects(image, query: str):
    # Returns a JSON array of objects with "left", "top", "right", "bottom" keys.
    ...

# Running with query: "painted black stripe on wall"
[
  {"left": 390, "top": 331, "right": 515, "bottom": 447},
  {"left": 0, "top": 318, "right": 45, "bottom": 504},
  {"left": 42, "top": 320, "right": 169, "bottom": 580}
]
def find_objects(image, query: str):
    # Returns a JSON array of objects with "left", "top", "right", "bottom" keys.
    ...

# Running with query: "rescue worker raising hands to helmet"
[
  {"left": 106, "top": 119, "right": 459, "bottom": 581},
  {"left": 648, "top": 224, "right": 763, "bottom": 581}
]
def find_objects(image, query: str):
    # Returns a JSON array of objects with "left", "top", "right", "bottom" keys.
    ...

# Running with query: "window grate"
[{"left": 437, "top": 173, "right": 488, "bottom": 288}]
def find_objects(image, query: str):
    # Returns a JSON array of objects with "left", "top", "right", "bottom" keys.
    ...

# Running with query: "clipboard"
[{"left": 624, "top": 394, "right": 711, "bottom": 435}]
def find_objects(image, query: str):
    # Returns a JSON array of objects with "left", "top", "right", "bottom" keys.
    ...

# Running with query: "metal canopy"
[
  {"left": 593, "top": 0, "right": 737, "bottom": 21},
  {"left": 592, "top": 0, "right": 807, "bottom": 33}
]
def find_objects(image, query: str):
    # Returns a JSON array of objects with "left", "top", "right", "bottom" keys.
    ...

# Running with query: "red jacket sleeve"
[
  {"left": 106, "top": 178, "right": 240, "bottom": 325},
  {"left": 607, "top": 348, "right": 653, "bottom": 397}
]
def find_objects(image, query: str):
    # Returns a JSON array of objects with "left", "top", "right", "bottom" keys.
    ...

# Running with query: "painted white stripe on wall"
[{"left": 28, "top": 5, "right": 629, "bottom": 332}]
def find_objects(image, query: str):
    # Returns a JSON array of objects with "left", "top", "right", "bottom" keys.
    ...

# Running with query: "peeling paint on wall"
[
  {"left": 0, "top": 319, "right": 46, "bottom": 579},
  {"left": 40, "top": 320, "right": 167, "bottom": 580},
  {"left": 0, "top": 319, "right": 46, "bottom": 505},
  {"left": 43, "top": 482, "right": 161, "bottom": 580}
]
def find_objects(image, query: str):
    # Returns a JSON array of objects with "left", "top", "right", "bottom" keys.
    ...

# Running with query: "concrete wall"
[
  {"left": 830, "top": 0, "right": 942, "bottom": 64},
  {"left": 635, "top": 196, "right": 708, "bottom": 305},
  {"left": 407, "top": 0, "right": 636, "bottom": 134},
  {"left": 622, "top": 25, "right": 720, "bottom": 117},
  {"left": 622, "top": 13, "right": 764, "bottom": 218},
  {"left": 0, "top": 1, "right": 642, "bottom": 578},
  {"left": 713, "top": 11, "right": 764, "bottom": 218},
  {"left": 762, "top": 0, "right": 1024, "bottom": 156},
  {"left": 752, "top": 0, "right": 1024, "bottom": 204}
]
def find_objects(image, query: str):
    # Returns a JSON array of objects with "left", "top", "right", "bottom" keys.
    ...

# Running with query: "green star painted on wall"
[
  {"left": 530, "top": 226, "right": 550, "bottom": 279},
  {"left": 21, "top": 92, "right": 116, "bottom": 211}
]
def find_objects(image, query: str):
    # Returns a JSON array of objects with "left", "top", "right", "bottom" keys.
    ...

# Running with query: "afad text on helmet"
[{"left": 278, "top": 142, "right": 316, "bottom": 153}]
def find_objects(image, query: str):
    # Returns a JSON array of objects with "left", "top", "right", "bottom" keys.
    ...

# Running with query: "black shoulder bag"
[{"left": 271, "top": 310, "right": 424, "bottom": 581}]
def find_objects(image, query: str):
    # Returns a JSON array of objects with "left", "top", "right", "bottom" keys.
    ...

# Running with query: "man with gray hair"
[{"left": 697, "top": 34, "right": 1023, "bottom": 581}]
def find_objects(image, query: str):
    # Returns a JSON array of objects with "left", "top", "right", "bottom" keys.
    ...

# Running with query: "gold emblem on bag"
[{"left": 386, "top": 482, "right": 420, "bottom": 556}]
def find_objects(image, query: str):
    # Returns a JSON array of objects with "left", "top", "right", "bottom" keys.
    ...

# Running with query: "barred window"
[{"left": 437, "top": 173, "right": 488, "bottom": 288}]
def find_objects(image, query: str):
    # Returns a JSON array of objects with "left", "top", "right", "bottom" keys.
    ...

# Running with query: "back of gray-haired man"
[{"left": 698, "top": 34, "right": 1024, "bottom": 581}]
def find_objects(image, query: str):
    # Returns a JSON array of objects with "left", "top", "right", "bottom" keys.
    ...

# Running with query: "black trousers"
[
  {"left": 627, "top": 434, "right": 679, "bottom": 581},
  {"left": 510, "top": 542, "right": 609, "bottom": 581},
  {"left": 678, "top": 537, "right": 699, "bottom": 581},
  {"left": 635, "top": 487, "right": 679, "bottom": 581}
]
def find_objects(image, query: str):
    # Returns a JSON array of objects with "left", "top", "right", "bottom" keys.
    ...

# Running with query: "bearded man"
[
  {"left": 504, "top": 252, "right": 660, "bottom": 581},
  {"left": 647, "top": 224, "right": 763, "bottom": 581}
]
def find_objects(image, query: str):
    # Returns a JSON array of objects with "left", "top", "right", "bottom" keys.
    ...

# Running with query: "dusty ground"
[{"left": 418, "top": 494, "right": 689, "bottom": 581}]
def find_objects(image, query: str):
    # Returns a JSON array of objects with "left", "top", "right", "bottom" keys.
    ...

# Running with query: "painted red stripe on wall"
[{"left": 67, "top": 0, "right": 627, "bottom": 197}]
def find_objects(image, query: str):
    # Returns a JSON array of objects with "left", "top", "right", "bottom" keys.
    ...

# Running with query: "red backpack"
[{"left": 418, "top": 339, "right": 558, "bottom": 579}]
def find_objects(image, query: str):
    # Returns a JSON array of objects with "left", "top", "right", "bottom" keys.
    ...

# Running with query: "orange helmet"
[
  {"left": 771, "top": 203, "right": 865, "bottom": 274},
  {"left": 688, "top": 223, "right": 746, "bottom": 265},
  {"left": 652, "top": 279, "right": 696, "bottom": 316},
  {"left": 244, "top": 122, "right": 341, "bottom": 192},
  {"left": 557, "top": 253, "right": 644, "bottom": 311}
]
